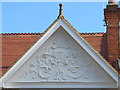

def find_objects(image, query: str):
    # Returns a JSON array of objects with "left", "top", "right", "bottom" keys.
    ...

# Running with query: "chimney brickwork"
[{"left": 104, "top": 4, "right": 120, "bottom": 68}]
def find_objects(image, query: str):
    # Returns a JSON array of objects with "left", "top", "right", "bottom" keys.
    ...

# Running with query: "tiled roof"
[
  {"left": 80, "top": 32, "right": 105, "bottom": 36},
  {"left": 0, "top": 33, "right": 42, "bottom": 35},
  {"left": 0, "top": 32, "right": 109, "bottom": 75}
]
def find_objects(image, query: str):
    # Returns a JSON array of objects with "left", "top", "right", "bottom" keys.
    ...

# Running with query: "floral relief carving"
[{"left": 19, "top": 38, "right": 92, "bottom": 81}]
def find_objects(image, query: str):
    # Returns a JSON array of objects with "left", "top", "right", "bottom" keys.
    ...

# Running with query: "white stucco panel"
[{"left": 7, "top": 26, "right": 115, "bottom": 83}]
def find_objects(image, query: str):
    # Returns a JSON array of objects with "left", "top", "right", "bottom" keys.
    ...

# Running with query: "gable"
[
  {"left": 1, "top": 18, "right": 118, "bottom": 88},
  {"left": 8, "top": 27, "right": 115, "bottom": 82}
]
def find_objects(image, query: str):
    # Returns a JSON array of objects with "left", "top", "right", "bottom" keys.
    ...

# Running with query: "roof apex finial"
[{"left": 58, "top": 3, "right": 64, "bottom": 18}]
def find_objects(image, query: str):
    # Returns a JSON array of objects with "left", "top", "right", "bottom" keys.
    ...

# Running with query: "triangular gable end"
[{"left": 1, "top": 17, "right": 118, "bottom": 88}]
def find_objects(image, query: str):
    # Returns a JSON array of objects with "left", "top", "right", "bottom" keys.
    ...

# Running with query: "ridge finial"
[{"left": 58, "top": 3, "right": 64, "bottom": 18}]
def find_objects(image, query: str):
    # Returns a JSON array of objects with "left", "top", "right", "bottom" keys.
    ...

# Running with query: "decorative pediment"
[
  {"left": 7, "top": 26, "right": 115, "bottom": 83},
  {"left": 1, "top": 18, "right": 118, "bottom": 88}
]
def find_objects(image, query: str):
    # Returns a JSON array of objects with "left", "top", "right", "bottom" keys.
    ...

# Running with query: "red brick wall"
[{"left": 104, "top": 4, "right": 119, "bottom": 67}]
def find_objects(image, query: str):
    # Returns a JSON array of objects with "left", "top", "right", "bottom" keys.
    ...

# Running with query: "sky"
[{"left": 1, "top": 2, "right": 119, "bottom": 33}]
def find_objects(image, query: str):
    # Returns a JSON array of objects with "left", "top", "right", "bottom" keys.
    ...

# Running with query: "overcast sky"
[{"left": 2, "top": 2, "right": 119, "bottom": 33}]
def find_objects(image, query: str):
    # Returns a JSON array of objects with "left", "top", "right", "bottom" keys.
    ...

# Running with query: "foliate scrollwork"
[{"left": 20, "top": 38, "right": 89, "bottom": 81}]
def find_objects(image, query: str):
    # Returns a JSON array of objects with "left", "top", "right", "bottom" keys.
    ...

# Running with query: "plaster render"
[{"left": 7, "top": 26, "right": 115, "bottom": 83}]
